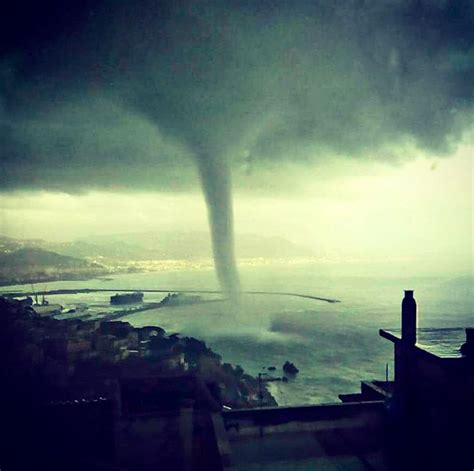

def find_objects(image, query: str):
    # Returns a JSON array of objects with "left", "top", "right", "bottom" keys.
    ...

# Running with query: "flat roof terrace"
[
  {"left": 380, "top": 327, "right": 467, "bottom": 358},
  {"left": 221, "top": 401, "right": 390, "bottom": 470}
]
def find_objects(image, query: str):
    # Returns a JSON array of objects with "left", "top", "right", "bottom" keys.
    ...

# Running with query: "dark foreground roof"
[{"left": 380, "top": 327, "right": 467, "bottom": 358}]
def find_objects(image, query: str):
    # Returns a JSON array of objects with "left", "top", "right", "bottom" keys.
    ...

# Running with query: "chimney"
[
  {"left": 401, "top": 290, "right": 417, "bottom": 345},
  {"left": 460, "top": 328, "right": 473, "bottom": 357},
  {"left": 466, "top": 327, "right": 474, "bottom": 345}
]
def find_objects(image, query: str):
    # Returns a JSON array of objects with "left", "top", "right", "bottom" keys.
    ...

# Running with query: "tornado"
[
  {"left": 195, "top": 152, "right": 241, "bottom": 299},
  {"left": 2, "top": 0, "right": 472, "bottom": 302}
]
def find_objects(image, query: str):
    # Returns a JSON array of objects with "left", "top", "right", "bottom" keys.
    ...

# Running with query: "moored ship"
[{"left": 110, "top": 292, "right": 144, "bottom": 305}]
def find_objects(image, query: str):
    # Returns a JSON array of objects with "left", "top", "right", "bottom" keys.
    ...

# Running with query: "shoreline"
[
  {"left": 266, "top": 381, "right": 282, "bottom": 405},
  {"left": 1, "top": 294, "right": 278, "bottom": 409}
]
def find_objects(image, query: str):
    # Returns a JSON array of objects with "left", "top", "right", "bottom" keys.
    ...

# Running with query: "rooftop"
[
  {"left": 222, "top": 401, "right": 389, "bottom": 470},
  {"left": 379, "top": 327, "right": 467, "bottom": 358}
]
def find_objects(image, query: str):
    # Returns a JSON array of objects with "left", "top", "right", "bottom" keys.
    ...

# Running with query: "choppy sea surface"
[{"left": 3, "top": 264, "right": 472, "bottom": 405}]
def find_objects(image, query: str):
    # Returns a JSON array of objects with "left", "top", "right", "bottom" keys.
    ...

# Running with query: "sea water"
[{"left": 4, "top": 264, "right": 472, "bottom": 405}]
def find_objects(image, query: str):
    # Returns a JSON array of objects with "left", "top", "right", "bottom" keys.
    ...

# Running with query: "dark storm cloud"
[
  {"left": 1, "top": 0, "right": 473, "bottom": 192},
  {"left": 1, "top": 0, "right": 473, "bottom": 296}
]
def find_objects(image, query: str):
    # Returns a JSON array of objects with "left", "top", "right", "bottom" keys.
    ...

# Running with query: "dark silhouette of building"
[
  {"left": 1, "top": 291, "right": 472, "bottom": 470},
  {"left": 380, "top": 294, "right": 473, "bottom": 470},
  {"left": 221, "top": 291, "right": 473, "bottom": 470}
]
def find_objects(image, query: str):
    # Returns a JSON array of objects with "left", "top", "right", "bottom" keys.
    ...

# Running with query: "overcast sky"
[
  {"left": 0, "top": 0, "right": 472, "bottom": 277},
  {"left": 1, "top": 142, "right": 471, "bottom": 274}
]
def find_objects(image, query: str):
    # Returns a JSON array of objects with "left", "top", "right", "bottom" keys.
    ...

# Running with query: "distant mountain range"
[
  {"left": 0, "top": 245, "right": 106, "bottom": 286},
  {"left": 0, "top": 232, "right": 314, "bottom": 262},
  {"left": 0, "top": 247, "right": 94, "bottom": 269}
]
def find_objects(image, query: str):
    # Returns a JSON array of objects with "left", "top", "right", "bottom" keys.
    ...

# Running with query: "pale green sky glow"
[{"left": 1, "top": 144, "right": 471, "bottom": 275}]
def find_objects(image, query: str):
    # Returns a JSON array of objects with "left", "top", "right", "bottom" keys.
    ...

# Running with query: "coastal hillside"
[
  {"left": 0, "top": 232, "right": 316, "bottom": 285},
  {"left": 0, "top": 235, "right": 47, "bottom": 253},
  {"left": 0, "top": 247, "right": 106, "bottom": 285},
  {"left": 0, "top": 248, "right": 93, "bottom": 268},
  {"left": 0, "top": 232, "right": 314, "bottom": 263}
]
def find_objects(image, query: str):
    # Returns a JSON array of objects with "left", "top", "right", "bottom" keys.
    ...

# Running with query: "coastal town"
[
  {"left": 1, "top": 288, "right": 472, "bottom": 470},
  {"left": 0, "top": 294, "right": 277, "bottom": 410}
]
